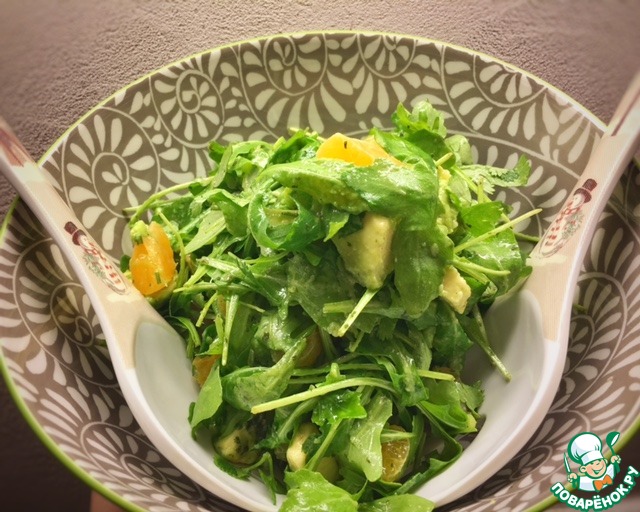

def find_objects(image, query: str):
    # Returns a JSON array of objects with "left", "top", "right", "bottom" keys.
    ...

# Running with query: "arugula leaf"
[
  {"left": 233, "top": 256, "right": 289, "bottom": 308},
  {"left": 189, "top": 363, "right": 223, "bottom": 429},
  {"left": 263, "top": 157, "right": 442, "bottom": 230},
  {"left": 184, "top": 210, "right": 226, "bottom": 253},
  {"left": 260, "top": 159, "right": 369, "bottom": 214},
  {"left": 432, "top": 301, "right": 473, "bottom": 375},
  {"left": 281, "top": 469, "right": 359, "bottom": 511},
  {"left": 370, "top": 128, "right": 434, "bottom": 165},
  {"left": 215, "top": 451, "right": 283, "bottom": 500},
  {"left": 203, "top": 188, "right": 249, "bottom": 238},
  {"left": 420, "top": 380, "right": 477, "bottom": 436},
  {"left": 287, "top": 252, "right": 381, "bottom": 336},
  {"left": 357, "top": 335, "right": 427, "bottom": 406},
  {"left": 211, "top": 139, "right": 272, "bottom": 191},
  {"left": 222, "top": 338, "right": 305, "bottom": 411},
  {"left": 339, "top": 159, "right": 439, "bottom": 228},
  {"left": 394, "top": 406, "right": 463, "bottom": 495},
  {"left": 346, "top": 392, "right": 393, "bottom": 482},
  {"left": 254, "top": 308, "right": 311, "bottom": 353},
  {"left": 270, "top": 129, "right": 322, "bottom": 164},
  {"left": 458, "top": 229, "right": 526, "bottom": 296},
  {"left": 459, "top": 307, "right": 511, "bottom": 381},
  {"left": 312, "top": 390, "right": 368, "bottom": 426},
  {"left": 392, "top": 226, "right": 451, "bottom": 317},
  {"left": 249, "top": 190, "right": 326, "bottom": 251},
  {"left": 223, "top": 296, "right": 260, "bottom": 369}
]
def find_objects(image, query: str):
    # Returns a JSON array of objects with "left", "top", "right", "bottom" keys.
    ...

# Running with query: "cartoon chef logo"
[
  {"left": 550, "top": 430, "right": 639, "bottom": 511},
  {"left": 565, "top": 432, "right": 621, "bottom": 492},
  {"left": 538, "top": 178, "right": 598, "bottom": 257}
]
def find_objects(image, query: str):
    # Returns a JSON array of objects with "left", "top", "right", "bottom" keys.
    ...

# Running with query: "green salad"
[{"left": 124, "top": 99, "right": 538, "bottom": 511}]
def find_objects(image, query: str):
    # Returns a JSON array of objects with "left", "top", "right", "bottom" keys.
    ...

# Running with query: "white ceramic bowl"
[{"left": 1, "top": 31, "right": 639, "bottom": 511}]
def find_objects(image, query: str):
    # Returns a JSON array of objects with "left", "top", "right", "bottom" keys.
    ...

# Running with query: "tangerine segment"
[
  {"left": 381, "top": 425, "right": 411, "bottom": 482},
  {"left": 296, "top": 329, "right": 324, "bottom": 368},
  {"left": 130, "top": 221, "right": 176, "bottom": 297},
  {"left": 193, "top": 354, "right": 221, "bottom": 387},
  {"left": 316, "top": 133, "right": 402, "bottom": 167}
]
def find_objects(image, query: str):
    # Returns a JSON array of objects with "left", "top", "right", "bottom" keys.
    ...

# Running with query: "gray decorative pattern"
[{"left": 0, "top": 32, "right": 638, "bottom": 511}]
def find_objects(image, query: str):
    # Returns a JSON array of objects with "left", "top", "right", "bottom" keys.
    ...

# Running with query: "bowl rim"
[{"left": 1, "top": 29, "right": 637, "bottom": 512}]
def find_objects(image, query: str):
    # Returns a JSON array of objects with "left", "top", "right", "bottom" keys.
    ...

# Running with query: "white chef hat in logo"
[{"left": 569, "top": 432, "right": 604, "bottom": 465}]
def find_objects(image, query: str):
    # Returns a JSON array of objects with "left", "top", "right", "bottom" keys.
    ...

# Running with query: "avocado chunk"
[
  {"left": 333, "top": 212, "right": 395, "bottom": 289},
  {"left": 440, "top": 265, "right": 471, "bottom": 314}
]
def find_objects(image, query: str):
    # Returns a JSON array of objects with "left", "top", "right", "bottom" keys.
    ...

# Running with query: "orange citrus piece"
[
  {"left": 130, "top": 221, "right": 176, "bottom": 298},
  {"left": 316, "top": 133, "right": 402, "bottom": 167},
  {"left": 381, "top": 425, "right": 411, "bottom": 482}
]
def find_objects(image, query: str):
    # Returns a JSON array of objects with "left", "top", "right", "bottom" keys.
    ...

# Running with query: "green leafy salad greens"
[{"left": 124, "top": 100, "right": 539, "bottom": 511}]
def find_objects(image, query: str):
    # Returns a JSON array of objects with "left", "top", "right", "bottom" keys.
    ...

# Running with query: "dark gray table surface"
[{"left": 1, "top": 1, "right": 639, "bottom": 511}]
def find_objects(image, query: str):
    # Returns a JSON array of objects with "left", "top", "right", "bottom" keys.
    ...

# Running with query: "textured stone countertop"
[{"left": 0, "top": 1, "right": 639, "bottom": 511}]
